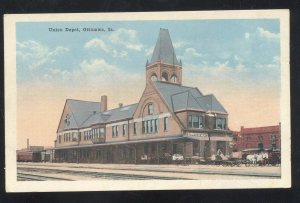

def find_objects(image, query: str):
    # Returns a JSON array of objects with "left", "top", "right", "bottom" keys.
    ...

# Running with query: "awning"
[
  {"left": 183, "top": 135, "right": 232, "bottom": 142},
  {"left": 53, "top": 136, "right": 184, "bottom": 150}
]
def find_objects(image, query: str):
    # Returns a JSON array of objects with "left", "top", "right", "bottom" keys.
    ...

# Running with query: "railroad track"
[
  {"left": 18, "top": 167, "right": 190, "bottom": 180},
  {"left": 17, "top": 172, "right": 73, "bottom": 181},
  {"left": 18, "top": 163, "right": 281, "bottom": 178}
]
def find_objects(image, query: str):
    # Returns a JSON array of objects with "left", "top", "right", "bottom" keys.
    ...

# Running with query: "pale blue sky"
[{"left": 16, "top": 19, "right": 280, "bottom": 87}]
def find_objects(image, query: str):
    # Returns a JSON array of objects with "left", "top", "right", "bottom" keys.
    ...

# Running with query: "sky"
[{"left": 16, "top": 19, "right": 281, "bottom": 149}]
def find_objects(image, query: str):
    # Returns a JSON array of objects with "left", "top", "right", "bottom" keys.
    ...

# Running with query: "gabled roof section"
[
  {"left": 67, "top": 99, "right": 101, "bottom": 127},
  {"left": 196, "top": 94, "right": 228, "bottom": 114},
  {"left": 81, "top": 103, "right": 138, "bottom": 128},
  {"left": 153, "top": 81, "right": 227, "bottom": 114},
  {"left": 150, "top": 28, "right": 180, "bottom": 66}
]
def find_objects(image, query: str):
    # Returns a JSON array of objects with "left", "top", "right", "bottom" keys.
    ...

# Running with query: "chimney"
[
  {"left": 101, "top": 95, "right": 107, "bottom": 112},
  {"left": 119, "top": 103, "right": 123, "bottom": 108},
  {"left": 27, "top": 138, "right": 29, "bottom": 150}
]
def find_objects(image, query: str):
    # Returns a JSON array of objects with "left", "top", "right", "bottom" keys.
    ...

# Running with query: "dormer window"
[
  {"left": 215, "top": 118, "right": 226, "bottom": 130},
  {"left": 148, "top": 103, "right": 154, "bottom": 115},
  {"left": 188, "top": 115, "right": 204, "bottom": 128}
]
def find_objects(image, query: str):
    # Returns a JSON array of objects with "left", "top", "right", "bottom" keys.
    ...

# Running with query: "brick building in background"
[{"left": 232, "top": 123, "right": 281, "bottom": 152}]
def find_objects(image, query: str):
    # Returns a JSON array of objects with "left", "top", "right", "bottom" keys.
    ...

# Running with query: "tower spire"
[{"left": 149, "top": 28, "right": 179, "bottom": 66}]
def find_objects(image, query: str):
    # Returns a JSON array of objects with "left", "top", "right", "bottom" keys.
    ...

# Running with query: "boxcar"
[{"left": 17, "top": 151, "right": 42, "bottom": 162}]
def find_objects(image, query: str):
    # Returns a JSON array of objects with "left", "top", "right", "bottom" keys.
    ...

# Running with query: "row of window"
[
  {"left": 142, "top": 119, "right": 159, "bottom": 134},
  {"left": 245, "top": 135, "right": 278, "bottom": 142},
  {"left": 59, "top": 116, "right": 226, "bottom": 142},
  {"left": 84, "top": 128, "right": 105, "bottom": 140},
  {"left": 150, "top": 73, "right": 177, "bottom": 83},
  {"left": 113, "top": 117, "right": 169, "bottom": 137},
  {"left": 188, "top": 115, "right": 226, "bottom": 130},
  {"left": 112, "top": 124, "right": 127, "bottom": 137},
  {"left": 63, "top": 132, "right": 78, "bottom": 142}
]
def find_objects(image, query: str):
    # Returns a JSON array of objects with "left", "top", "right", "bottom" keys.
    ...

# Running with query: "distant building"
[
  {"left": 54, "top": 28, "right": 232, "bottom": 164},
  {"left": 232, "top": 123, "right": 281, "bottom": 151}
]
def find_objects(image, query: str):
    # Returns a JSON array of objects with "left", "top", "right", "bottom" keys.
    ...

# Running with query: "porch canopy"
[{"left": 53, "top": 136, "right": 184, "bottom": 150}]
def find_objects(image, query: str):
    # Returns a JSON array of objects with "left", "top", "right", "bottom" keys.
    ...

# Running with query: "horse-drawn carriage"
[{"left": 242, "top": 148, "right": 281, "bottom": 167}]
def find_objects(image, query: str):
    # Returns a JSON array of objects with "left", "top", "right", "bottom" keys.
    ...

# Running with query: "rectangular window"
[
  {"left": 112, "top": 126, "right": 115, "bottom": 137},
  {"left": 199, "top": 116, "right": 204, "bottom": 128},
  {"left": 151, "top": 120, "right": 154, "bottom": 133},
  {"left": 147, "top": 120, "right": 151, "bottom": 133},
  {"left": 100, "top": 128, "right": 104, "bottom": 137},
  {"left": 164, "top": 117, "right": 168, "bottom": 131},
  {"left": 155, "top": 119, "right": 158, "bottom": 132},
  {"left": 144, "top": 121, "right": 148, "bottom": 133},
  {"left": 59, "top": 135, "right": 61, "bottom": 144},
  {"left": 216, "top": 118, "right": 226, "bottom": 129},
  {"left": 188, "top": 115, "right": 192, "bottom": 128},
  {"left": 123, "top": 124, "right": 127, "bottom": 136},
  {"left": 134, "top": 122, "right": 137, "bottom": 135},
  {"left": 192, "top": 115, "right": 199, "bottom": 128},
  {"left": 189, "top": 115, "right": 204, "bottom": 128},
  {"left": 116, "top": 125, "right": 119, "bottom": 136}
]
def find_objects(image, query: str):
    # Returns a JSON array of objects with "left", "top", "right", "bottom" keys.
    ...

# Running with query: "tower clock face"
[{"left": 64, "top": 114, "right": 70, "bottom": 126}]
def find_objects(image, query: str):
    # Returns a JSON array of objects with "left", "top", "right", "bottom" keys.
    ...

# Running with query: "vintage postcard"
[{"left": 4, "top": 10, "right": 290, "bottom": 192}]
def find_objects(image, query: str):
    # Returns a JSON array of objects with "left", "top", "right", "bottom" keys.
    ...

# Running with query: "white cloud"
[
  {"left": 244, "top": 32, "right": 251, "bottom": 39},
  {"left": 80, "top": 58, "right": 117, "bottom": 73},
  {"left": 17, "top": 40, "right": 69, "bottom": 70},
  {"left": 257, "top": 27, "right": 279, "bottom": 40},
  {"left": 184, "top": 48, "right": 203, "bottom": 57},
  {"left": 173, "top": 41, "right": 189, "bottom": 48},
  {"left": 84, "top": 38, "right": 128, "bottom": 58},
  {"left": 84, "top": 38, "right": 110, "bottom": 52},
  {"left": 244, "top": 27, "right": 279, "bottom": 42},
  {"left": 108, "top": 28, "right": 143, "bottom": 51},
  {"left": 145, "top": 46, "right": 154, "bottom": 56}
]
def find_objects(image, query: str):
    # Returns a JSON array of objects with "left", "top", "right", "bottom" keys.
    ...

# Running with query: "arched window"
[
  {"left": 170, "top": 74, "right": 177, "bottom": 83},
  {"left": 161, "top": 72, "right": 168, "bottom": 81},
  {"left": 148, "top": 103, "right": 154, "bottom": 115},
  {"left": 150, "top": 74, "right": 158, "bottom": 81}
]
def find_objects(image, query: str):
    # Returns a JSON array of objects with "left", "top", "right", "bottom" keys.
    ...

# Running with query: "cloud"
[
  {"left": 80, "top": 58, "right": 117, "bottom": 73},
  {"left": 184, "top": 48, "right": 203, "bottom": 57},
  {"left": 257, "top": 27, "right": 279, "bottom": 40},
  {"left": 108, "top": 28, "right": 143, "bottom": 51},
  {"left": 17, "top": 40, "right": 69, "bottom": 70},
  {"left": 244, "top": 32, "right": 251, "bottom": 39},
  {"left": 84, "top": 38, "right": 128, "bottom": 58},
  {"left": 173, "top": 40, "right": 189, "bottom": 48},
  {"left": 145, "top": 46, "right": 154, "bottom": 57},
  {"left": 84, "top": 38, "right": 110, "bottom": 52},
  {"left": 244, "top": 27, "right": 279, "bottom": 41}
]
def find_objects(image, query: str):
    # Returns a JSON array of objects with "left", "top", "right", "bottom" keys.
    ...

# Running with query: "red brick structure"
[
  {"left": 54, "top": 28, "right": 232, "bottom": 164},
  {"left": 232, "top": 123, "right": 281, "bottom": 152}
]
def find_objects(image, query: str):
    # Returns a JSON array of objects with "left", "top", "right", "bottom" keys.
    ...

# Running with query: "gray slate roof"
[
  {"left": 153, "top": 81, "right": 227, "bottom": 114},
  {"left": 67, "top": 99, "right": 101, "bottom": 127},
  {"left": 81, "top": 103, "right": 138, "bottom": 127},
  {"left": 150, "top": 28, "right": 180, "bottom": 66}
]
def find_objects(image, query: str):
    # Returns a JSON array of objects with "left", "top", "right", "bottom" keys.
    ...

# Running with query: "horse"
[
  {"left": 256, "top": 153, "right": 264, "bottom": 166},
  {"left": 246, "top": 154, "right": 257, "bottom": 166}
]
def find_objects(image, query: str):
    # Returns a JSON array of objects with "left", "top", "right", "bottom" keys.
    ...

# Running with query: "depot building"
[{"left": 54, "top": 28, "right": 233, "bottom": 164}]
